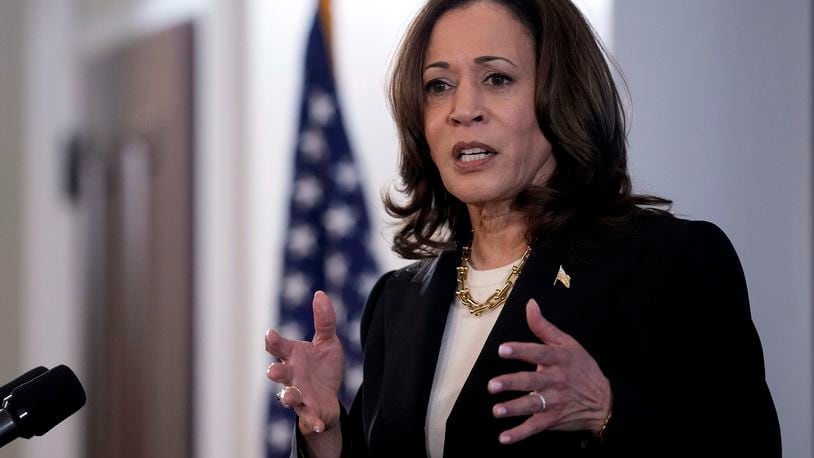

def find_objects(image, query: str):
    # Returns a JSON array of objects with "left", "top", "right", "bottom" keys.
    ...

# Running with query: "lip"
[
  {"left": 451, "top": 141, "right": 499, "bottom": 170},
  {"left": 452, "top": 141, "right": 498, "bottom": 158}
]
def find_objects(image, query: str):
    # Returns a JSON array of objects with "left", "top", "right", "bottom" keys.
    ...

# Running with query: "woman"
[{"left": 266, "top": 0, "right": 781, "bottom": 456}]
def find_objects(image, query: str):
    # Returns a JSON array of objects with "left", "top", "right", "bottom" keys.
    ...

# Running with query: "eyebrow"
[{"left": 423, "top": 55, "right": 518, "bottom": 72}]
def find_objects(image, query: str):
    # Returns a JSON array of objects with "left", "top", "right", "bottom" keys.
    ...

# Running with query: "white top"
[{"left": 425, "top": 258, "right": 522, "bottom": 458}]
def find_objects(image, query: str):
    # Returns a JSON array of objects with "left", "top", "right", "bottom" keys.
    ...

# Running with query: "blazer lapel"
[
  {"left": 444, "top": 242, "right": 562, "bottom": 452},
  {"left": 444, "top": 236, "right": 649, "bottom": 453},
  {"left": 380, "top": 248, "right": 460, "bottom": 455}
]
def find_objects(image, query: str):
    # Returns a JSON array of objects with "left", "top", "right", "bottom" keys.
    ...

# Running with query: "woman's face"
[{"left": 422, "top": 1, "right": 555, "bottom": 208}]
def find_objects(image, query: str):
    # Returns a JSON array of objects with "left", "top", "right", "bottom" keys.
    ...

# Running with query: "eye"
[
  {"left": 484, "top": 73, "right": 513, "bottom": 87},
  {"left": 424, "top": 79, "right": 451, "bottom": 95}
]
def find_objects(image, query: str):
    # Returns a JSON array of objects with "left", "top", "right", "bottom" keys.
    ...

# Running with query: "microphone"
[
  {"left": 0, "top": 367, "right": 48, "bottom": 403},
  {"left": 0, "top": 365, "right": 86, "bottom": 448}
]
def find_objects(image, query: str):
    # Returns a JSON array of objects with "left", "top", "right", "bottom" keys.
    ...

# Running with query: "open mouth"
[
  {"left": 458, "top": 147, "right": 496, "bottom": 162},
  {"left": 453, "top": 142, "right": 498, "bottom": 162}
]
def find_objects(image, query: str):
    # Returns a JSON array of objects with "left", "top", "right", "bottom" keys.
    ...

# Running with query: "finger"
[
  {"left": 297, "top": 408, "right": 327, "bottom": 434},
  {"left": 488, "top": 370, "right": 546, "bottom": 394},
  {"left": 292, "top": 394, "right": 333, "bottom": 435},
  {"left": 265, "top": 329, "right": 294, "bottom": 360},
  {"left": 266, "top": 362, "right": 292, "bottom": 384},
  {"left": 499, "top": 416, "right": 551, "bottom": 445},
  {"left": 497, "top": 341, "right": 560, "bottom": 366},
  {"left": 526, "top": 299, "right": 571, "bottom": 345},
  {"left": 493, "top": 391, "right": 550, "bottom": 419},
  {"left": 312, "top": 291, "right": 337, "bottom": 343},
  {"left": 280, "top": 385, "right": 304, "bottom": 408}
]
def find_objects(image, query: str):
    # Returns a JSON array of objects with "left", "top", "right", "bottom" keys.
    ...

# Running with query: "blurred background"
[{"left": 0, "top": 0, "right": 810, "bottom": 457}]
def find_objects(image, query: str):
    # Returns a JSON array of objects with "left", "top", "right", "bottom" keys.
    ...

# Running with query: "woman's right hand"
[{"left": 266, "top": 291, "right": 345, "bottom": 436}]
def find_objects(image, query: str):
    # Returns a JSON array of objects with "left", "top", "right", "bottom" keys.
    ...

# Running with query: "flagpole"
[{"left": 318, "top": 0, "right": 333, "bottom": 67}]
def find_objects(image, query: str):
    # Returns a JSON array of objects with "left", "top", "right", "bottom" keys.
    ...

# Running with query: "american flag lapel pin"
[{"left": 554, "top": 265, "right": 571, "bottom": 288}]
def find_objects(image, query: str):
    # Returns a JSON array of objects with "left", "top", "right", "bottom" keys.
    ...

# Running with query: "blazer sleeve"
[{"left": 601, "top": 220, "right": 781, "bottom": 457}]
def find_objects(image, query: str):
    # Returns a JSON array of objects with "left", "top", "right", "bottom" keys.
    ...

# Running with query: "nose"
[{"left": 448, "top": 80, "right": 485, "bottom": 126}]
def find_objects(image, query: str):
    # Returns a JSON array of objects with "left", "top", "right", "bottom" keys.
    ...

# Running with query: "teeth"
[
  {"left": 460, "top": 147, "right": 486, "bottom": 155},
  {"left": 460, "top": 152, "right": 491, "bottom": 162},
  {"left": 458, "top": 146, "right": 496, "bottom": 162}
]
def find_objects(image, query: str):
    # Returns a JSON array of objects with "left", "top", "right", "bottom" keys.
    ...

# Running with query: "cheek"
[
  {"left": 531, "top": 133, "right": 553, "bottom": 165},
  {"left": 423, "top": 109, "right": 444, "bottom": 146},
  {"left": 529, "top": 133, "right": 555, "bottom": 185},
  {"left": 428, "top": 147, "right": 442, "bottom": 169},
  {"left": 510, "top": 104, "right": 540, "bottom": 135},
  {"left": 509, "top": 104, "right": 550, "bottom": 161},
  {"left": 423, "top": 124, "right": 443, "bottom": 167}
]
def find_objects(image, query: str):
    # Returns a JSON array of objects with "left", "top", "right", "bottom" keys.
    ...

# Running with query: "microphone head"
[
  {"left": 7, "top": 365, "right": 86, "bottom": 438},
  {"left": 0, "top": 366, "right": 48, "bottom": 403}
]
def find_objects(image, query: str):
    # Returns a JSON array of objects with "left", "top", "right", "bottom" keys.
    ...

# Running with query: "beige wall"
[
  {"left": 0, "top": 0, "right": 24, "bottom": 457},
  {"left": 78, "top": 0, "right": 139, "bottom": 17},
  {"left": 0, "top": 0, "right": 23, "bottom": 395}
]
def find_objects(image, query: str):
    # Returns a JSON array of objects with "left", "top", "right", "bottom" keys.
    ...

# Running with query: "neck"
[{"left": 467, "top": 202, "right": 529, "bottom": 270}]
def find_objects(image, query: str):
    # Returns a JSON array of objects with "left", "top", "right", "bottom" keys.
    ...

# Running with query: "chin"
[{"left": 454, "top": 191, "right": 513, "bottom": 207}]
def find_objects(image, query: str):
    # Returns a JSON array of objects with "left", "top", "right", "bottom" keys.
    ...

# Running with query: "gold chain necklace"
[{"left": 455, "top": 241, "right": 532, "bottom": 317}]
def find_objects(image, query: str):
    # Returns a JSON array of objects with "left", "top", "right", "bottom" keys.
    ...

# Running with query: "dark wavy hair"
[{"left": 384, "top": 0, "right": 670, "bottom": 259}]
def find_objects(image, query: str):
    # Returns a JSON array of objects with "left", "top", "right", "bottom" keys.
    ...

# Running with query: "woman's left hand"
[{"left": 488, "top": 298, "right": 612, "bottom": 445}]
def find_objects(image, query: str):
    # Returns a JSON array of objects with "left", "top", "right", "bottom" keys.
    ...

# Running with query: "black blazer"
[{"left": 302, "top": 214, "right": 780, "bottom": 457}]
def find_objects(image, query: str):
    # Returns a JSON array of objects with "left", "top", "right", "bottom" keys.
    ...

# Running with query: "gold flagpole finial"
[{"left": 318, "top": 0, "right": 333, "bottom": 65}]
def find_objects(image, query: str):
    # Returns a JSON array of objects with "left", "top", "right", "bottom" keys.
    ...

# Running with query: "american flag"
[{"left": 265, "top": 7, "right": 380, "bottom": 457}]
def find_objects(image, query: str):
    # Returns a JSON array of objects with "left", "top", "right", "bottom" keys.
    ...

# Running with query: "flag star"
[
  {"left": 279, "top": 321, "right": 306, "bottom": 341},
  {"left": 345, "top": 363, "right": 364, "bottom": 397},
  {"left": 288, "top": 225, "right": 317, "bottom": 258},
  {"left": 323, "top": 205, "right": 357, "bottom": 239},
  {"left": 283, "top": 272, "right": 311, "bottom": 305},
  {"left": 309, "top": 90, "right": 336, "bottom": 126},
  {"left": 299, "top": 127, "right": 326, "bottom": 162},
  {"left": 325, "top": 252, "right": 348, "bottom": 287},
  {"left": 267, "top": 418, "right": 293, "bottom": 450},
  {"left": 347, "top": 317, "right": 362, "bottom": 345},
  {"left": 334, "top": 161, "right": 359, "bottom": 192},
  {"left": 327, "top": 292, "right": 347, "bottom": 323},
  {"left": 356, "top": 271, "right": 379, "bottom": 298},
  {"left": 294, "top": 175, "right": 323, "bottom": 208}
]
